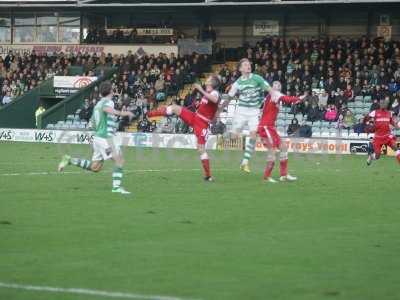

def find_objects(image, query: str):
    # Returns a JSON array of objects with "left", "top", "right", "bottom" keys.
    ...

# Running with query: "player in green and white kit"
[
  {"left": 58, "top": 81, "right": 134, "bottom": 194},
  {"left": 223, "top": 58, "right": 271, "bottom": 173}
]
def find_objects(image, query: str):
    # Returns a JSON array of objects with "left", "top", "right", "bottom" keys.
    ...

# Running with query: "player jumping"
[
  {"left": 223, "top": 58, "right": 271, "bottom": 173},
  {"left": 258, "top": 81, "right": 303, "bottom": 183},
  {"left": 58, "top": 80, "right": 134, "bottom": 194},
  {"left": 147, "top": 75, "right": 221, "bottom": 181},
  {"left": 366, "top": 99, "right": 400, "bottom": 166}
]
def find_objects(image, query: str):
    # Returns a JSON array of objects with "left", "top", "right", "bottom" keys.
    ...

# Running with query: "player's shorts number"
[{"left": 202, "top": 128, "right": 209, "bottom": 140}]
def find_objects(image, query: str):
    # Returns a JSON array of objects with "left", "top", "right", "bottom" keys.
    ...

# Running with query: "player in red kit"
[
  {"left": 366, "top": 99, "right": 400, "bottom": 166},
  {"left": 258, "top": 81, "right": 304, "bottom": 183},
  {"left": 147, "top": 75, "right": 221, "bottom": 181}
]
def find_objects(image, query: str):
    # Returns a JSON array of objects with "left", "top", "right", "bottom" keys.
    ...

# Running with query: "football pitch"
[{"left": 1, "top": 142, "right": 400, "bottom": 300}]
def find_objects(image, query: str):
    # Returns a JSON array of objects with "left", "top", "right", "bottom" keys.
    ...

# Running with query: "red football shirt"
[
  {"left": 259, "top": 91, "right": 301, "bottom": 128},
  {"left": 368, "top": 109, "right": 396, "bottom": 137},
  {"left": 196, "top": 90, "right": 220, "bottom": 122}
]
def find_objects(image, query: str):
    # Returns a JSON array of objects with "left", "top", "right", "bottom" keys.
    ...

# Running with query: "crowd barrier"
[{"left": 0, "top": 128, "right": 380, "bottom": 156}]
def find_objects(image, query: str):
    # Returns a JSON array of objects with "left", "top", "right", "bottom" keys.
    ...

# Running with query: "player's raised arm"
[
  {"left": 103, "top": 106, "right": 134, "bottom": 118},
  {"left": 219, "top": 81, "right": 238, "bottom": 109},
  {"left": 270, "top": 81, "right": 303, "bottom": 105},
  {"left": 279, "top": 94, "right": 303, "bottom": 105}
]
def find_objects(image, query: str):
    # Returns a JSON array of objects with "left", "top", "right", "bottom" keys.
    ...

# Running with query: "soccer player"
[
  {"left": 147, "top": 75, "right": 221, "bottom": 181},
  {"left": 57, "top": 80, "right": 134, "bottom": 194},
  {"left": 366, "top": 99, "right": 400, "bottom": 165},
  {"left": 223, "top": 58, "right": 271, "bottom": 173},
  {"left": 258, "top": 81, "right": 303, "bottom": 183}
]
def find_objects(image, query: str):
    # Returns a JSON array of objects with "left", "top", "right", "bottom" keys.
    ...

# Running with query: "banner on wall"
[
  {"left": 0, "top": 128, "right": 382, "bottom": 156},
  {"left": 255, "top": 138, "right": 351, "bottom": 154},
  {"left": 0, "top": 129, "right": 215, "bottom": 150},
  {"left": 253, "top": 20, "right": 279, "bottom": 36},
  {"left": 0, "top": 44, "right": 178, "bottom": 57},
  {"left": 53, "top": 76, "right": 98, "bottom": 96},
  {"left": 136, "top": 28, "right": 174, "bottom": 36},
  {"left": 104, "top": 28, "right": 174, "bottom": 36}
]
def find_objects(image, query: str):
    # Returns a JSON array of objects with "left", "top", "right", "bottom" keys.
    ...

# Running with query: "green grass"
[{"left": 1, "top": 142, "right": 400, "bottom": 300}]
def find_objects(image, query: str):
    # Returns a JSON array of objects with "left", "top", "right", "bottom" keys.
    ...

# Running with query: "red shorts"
[
  {"left": 180, "top": 107, "right": 209, "bottom": 145},
  {"left": 372, "top": 134, "right": 397, "bottom": 155},
  {"left": 258, "top": 126, "right": 281, "bottom": 149}
]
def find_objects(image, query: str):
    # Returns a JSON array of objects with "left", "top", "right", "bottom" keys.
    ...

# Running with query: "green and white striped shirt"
[
  {"left": 92, "top": 97, "right": 118, "bottom": 138},
  {"left": 228, "top": 73, "right": 271, "bottom": 108}
]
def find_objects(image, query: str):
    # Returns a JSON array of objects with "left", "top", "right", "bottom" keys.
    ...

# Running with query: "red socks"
[
  {"left": 147, "top": 106, "right": 167, "bottom": 118},
  {"left": 264, "top": 161, "right": 275, "bottom": 179},
  {"left": 280, "top": 159, "right": 288, "bottom": 177},
  {"left": 200, "top": 153, "right": 211, "bottom": 177},
  {"left": 201, "top": 159, "right": 211, "bottom": 177}
]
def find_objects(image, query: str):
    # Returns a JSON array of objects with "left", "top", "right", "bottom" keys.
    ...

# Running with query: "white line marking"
[
  {"left": 0, "top": 282, "right": 198, "bottom": 300},
  {"left": 0, "top": 168, "right": 235, "bottom": 177}
]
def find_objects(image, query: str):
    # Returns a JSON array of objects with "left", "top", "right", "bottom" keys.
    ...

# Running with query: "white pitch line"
[
  {"left": 0, "top": 169, "right": 202, "bottom": 177},
  {"left": 0, "top": 281, "right": 198, "bottom": 300},
  {"left": 0, "top": 168, "right": 238, "bottom": 177}
]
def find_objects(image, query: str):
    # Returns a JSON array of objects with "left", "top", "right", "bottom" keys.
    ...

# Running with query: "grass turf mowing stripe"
[{"left": 0, "top": 282, "right": 199, "bottom": 300}]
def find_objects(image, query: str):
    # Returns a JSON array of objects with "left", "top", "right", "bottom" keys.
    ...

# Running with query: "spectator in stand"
[
  {"left": 307, "top": 103, "right": 321, "bottom": 123},
  {"left": 336, "top": 114, "right": 345, "bottom": 133},
  {"left": 318, "top": 90, "right": 328, "bottom": 107},
  {"left": 344, "top": 85, "right": 354, "bottom": 101},
  {"left": 391, "top": 97, "right": 400, "bottom": 116},
  {"left": 2, "top": 90, "right": 12, "bottom": 105},
  {"left": 219, "top": 64, "right": 231, "bottom": 84},
  {"left": 298, "top": 121, "right": 312, "bottom": 138},
  {"left": 334, "top": 89, "right": 347, "bottom": 109},
  {"left": 343, "top": 109, "right": 355, "bottom": 132},
  {"left": 325, "top": 104, "right": 337, "bottom": 122},
  {"left": 146, "top": 88, "right": 157, "bottom": 109},
  {"left": 370, "top": 99, "right": 380, "bottom": 111},
  {"left": 353, "top": 118, "right": 366, "bottom": 134},
  {"left": 287, "top": 118, "right": 300, "bottom": 136},
  {"left": 154, "top": 74, "right": 166, "bottom": 102}
]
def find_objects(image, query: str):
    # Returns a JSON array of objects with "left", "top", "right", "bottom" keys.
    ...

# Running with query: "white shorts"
[
  {"left": 92, "top": 136, "right": 121, "bottom": 161},
  {"left": 231, "top": 107, "right": 260, "bottom": 134}
]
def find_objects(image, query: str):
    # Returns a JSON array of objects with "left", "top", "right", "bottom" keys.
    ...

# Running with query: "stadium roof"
[{"left": 0, "top": 0, "right": 399, "bottom": 7}]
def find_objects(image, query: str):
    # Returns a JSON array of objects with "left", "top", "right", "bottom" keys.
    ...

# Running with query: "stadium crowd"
[
  {"left": 219, "top": 36, "right": 400, "bottom": 135},
  {"left": 78, "top": 52, "right": 212, "bottom": 132},
  {"left": 0, "top": 50, "right": 104, "bottom": 106},
  {"left": 2, "top": 35, "right": 400, "bottom": 136}
]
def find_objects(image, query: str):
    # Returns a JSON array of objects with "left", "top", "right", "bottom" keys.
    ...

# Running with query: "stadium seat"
[
  {"left": 347, "top": 103, "right": 356, "bottom": 109},
  {"left": 355, "top": 102, "right": 364, "bottom": 109},
  {"left": 321, "top": 131, "right": 330, "bottom": 138},
  {"left": 277, "top": 119, "right": 285, "bottom": 126},
  {"left": 348, "top": 132, "right": 359, "bottom": 139},
  {"left": 364, "top": 96, "right": 372, "bottom": 103},
  {"left": 321, "top": 122, "right": 331, "bottom": 129},
  {"left": 312, "top": 130, "right": 321, "bottom": 138},
  {"left": 314, "top": 121, "right": 322, "bottom": 128},
  {"left": 354, "top": 96, "right": 363, "bottom": 102}
]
